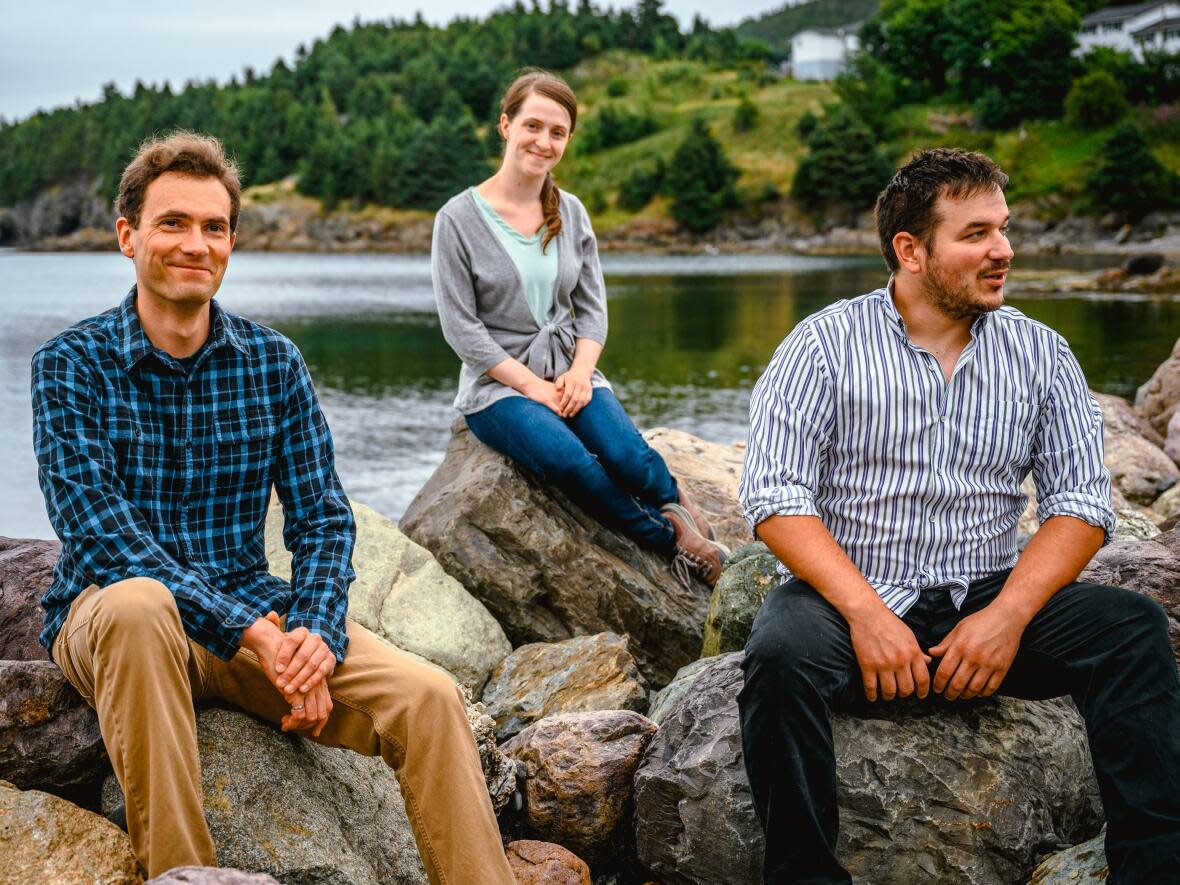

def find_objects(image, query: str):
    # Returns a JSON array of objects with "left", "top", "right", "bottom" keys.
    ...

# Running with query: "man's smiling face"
[{"left": 116, "top": 171, "right": 235, "bottom": 311}]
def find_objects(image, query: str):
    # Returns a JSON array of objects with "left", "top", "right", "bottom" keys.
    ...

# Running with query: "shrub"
[
  {"left": 733, "top": 94, "right": 760, "bottom": 133},
  {"left": 791, "top": 106, "right": 893, "bottom": 221},
  {"left": 664, "top": 118, "right": 739, "bottom": 232},
  {"left": 606, "top": 77, "right": 629, "bottom": 98},
  {"left": 618, "top": 158, "right": 666, "bottom": 210},
  {"left": 1088, "top": 122, "right": 1180, "bottom": 222},
  {"left": 1065, "top": 70, "right": 1128, "bottom": 129}
]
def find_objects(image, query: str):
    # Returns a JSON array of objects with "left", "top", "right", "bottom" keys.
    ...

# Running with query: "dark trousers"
[{"left": 738, "top": 571, "right": 1180, "bottom": 884}]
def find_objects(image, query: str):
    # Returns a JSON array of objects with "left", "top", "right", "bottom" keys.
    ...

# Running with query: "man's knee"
[
  {"left": 743, "top": 589, "right": 849, "bottom": 697},
  {"left": 91, "top": 577, "right": 181, "bottom": 637}
]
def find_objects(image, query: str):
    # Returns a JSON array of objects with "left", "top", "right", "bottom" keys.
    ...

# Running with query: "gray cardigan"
[{"left": 431, "top": 188, "right": 612, "bottom": 415}]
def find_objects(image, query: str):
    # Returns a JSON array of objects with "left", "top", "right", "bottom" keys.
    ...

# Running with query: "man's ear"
[
  {"left": 115, "top": 217, "right": 135, "bottom": 259},
  {"left": 892, "top": 230, "right": 924, "bottom": 275}
]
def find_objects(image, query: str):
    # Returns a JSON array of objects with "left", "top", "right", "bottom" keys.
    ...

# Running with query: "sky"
[{"left": 0, "top": 1, "right": 791, "bottom": 123}]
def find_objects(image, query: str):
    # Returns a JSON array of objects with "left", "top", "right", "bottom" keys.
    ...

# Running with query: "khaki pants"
[{"left": 52, "top": 577, "right": 515, "bottom": 884}]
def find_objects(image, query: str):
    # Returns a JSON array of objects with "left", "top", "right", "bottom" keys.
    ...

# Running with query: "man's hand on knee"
[
  {"left": 281, "top": 682, "right": 333, "bottom": 738},
  {"left": 848, "top": 607, "right": 932, "bottom": 702},
  {"left": 275, "top": 625, "right": 337, "bottom": 697},
  {"left": 930, "top": 605, "right": 1024, "bottom": 701}
]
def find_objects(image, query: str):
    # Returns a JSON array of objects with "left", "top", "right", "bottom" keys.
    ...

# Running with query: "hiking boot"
[
  {"left": 661, "top": 503, "right": 726, "bottom": 588},
  {"left": 677, "top": 486, "right": 717, "bottom": 541}
]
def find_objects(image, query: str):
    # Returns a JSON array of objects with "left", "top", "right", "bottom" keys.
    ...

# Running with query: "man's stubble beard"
[{"left": 922, "top": 254, "right": 1010, "bottom": 322}]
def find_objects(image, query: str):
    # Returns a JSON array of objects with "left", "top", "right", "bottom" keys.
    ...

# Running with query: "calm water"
[{"left": 3, "top": 249, "right": 1178, "bottom": 540}]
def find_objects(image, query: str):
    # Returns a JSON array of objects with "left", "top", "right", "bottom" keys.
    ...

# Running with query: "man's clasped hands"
[{"left": 241, "top": 613, "right": 337, "bottom": 736}]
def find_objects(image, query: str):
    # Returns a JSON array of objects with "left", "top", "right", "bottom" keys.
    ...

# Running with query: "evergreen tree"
[
  {"left": 1088, "top": 123, "right": 1180, "bottom": 222},
  {"left": 401, "top": 96, "right": 491, "bottom": 210},
  {"left": 732, "top": 94, "right": 759, "bottom": 133},
  {"left": 664, "top": 118, "right": 738, "bottom": 232},
  {"left": 791, "top": 107, "right": 893, "bottom": 222}
]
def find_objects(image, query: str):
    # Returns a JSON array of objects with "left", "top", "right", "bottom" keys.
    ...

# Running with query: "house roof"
[
  {"left": 1132, "top": 14, "right": 1180, "bottom": 35},
  {"left": 1081, "top": 2, "right": 1159, "bottom": 26}
]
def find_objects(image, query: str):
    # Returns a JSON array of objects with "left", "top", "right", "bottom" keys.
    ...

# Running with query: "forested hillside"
[
  {"left": 0, "top": 0, "right": 767, "bottom": 212},
  {"left": 736, "top": 0, "right": 879, "bottom": 52}
]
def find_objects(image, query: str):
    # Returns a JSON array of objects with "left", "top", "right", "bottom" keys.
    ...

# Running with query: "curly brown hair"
[{"left": 117, "top": 131, "right": 242, "bottom": 232}]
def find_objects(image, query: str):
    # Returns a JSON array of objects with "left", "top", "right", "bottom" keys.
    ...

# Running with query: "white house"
[
  {"left": 1078, "top": 2, "right": 1180, "bottom": 58},
  {"left": 788, "top": 27, "right": 861, "bottom": 81}
]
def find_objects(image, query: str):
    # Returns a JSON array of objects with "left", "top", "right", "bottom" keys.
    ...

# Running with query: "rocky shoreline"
[
  {"left": 2, "top": 341, "right": 1179, "bottom": 883},
  {"left": 4, "top": 182, "right": 1180, "bottom": 264}
]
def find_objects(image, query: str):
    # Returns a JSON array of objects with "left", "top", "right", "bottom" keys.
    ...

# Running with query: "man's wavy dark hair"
[{"left": 875, "top": 148, "right": 1009, "bottom": 272}]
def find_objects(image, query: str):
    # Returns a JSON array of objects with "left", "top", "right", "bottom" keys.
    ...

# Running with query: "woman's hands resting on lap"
[
  {"left": 522, "top": 376, "right": 564, "bottom": 415},
  {"left": 555, "top": 367, "right": 593, "bottom": 418}
]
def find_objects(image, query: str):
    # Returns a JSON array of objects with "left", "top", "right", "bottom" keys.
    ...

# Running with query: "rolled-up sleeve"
[
  {"left": 431, "top": 210, "right": 512, "bottom": 375},
  {"left": 740, "top": 323, "right": 835, "bottom": 533},
  {"left": 1031, "top": 336, "right": 1117, "bottom": 541}
]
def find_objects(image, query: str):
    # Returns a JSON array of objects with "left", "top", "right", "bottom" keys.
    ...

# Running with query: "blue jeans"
[{"left": 465, "top": 388, "right": 677, "bottom": 551}]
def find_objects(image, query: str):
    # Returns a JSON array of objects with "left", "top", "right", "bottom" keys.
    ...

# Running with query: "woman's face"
[{"left": 500, "top": 92, "right": 573, "bottom": 179}]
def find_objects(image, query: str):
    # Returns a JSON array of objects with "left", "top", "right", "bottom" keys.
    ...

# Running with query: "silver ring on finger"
[{"left": 291, "top": 704, "right": 305, "bottom": 711}]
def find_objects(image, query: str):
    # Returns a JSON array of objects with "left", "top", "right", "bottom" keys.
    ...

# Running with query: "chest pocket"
[
  {"left": 106, "top": 407, "right": 168, "bottom": 490},
  {"left": 212, "top": 404, "right": 277, "bottom": 499},
  {"left": 978, "top": 400, "right": 1041, "bottom": 475}
]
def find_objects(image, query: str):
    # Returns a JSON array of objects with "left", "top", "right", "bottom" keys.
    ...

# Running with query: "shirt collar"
[
  {"left": 115, "top": 286, "right": 249, "bottom": 372},
  {"left": 878, "top": 276, "right": 992, "bottom": 343}
]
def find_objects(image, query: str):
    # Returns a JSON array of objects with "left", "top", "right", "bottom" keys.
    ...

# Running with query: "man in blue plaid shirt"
[{"left": 31, "top": 132, "right": 516, "bottom": 884}]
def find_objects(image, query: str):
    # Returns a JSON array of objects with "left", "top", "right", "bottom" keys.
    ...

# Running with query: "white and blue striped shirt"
[{"left": 740, "top": 285, "right": 1116, "bottom": 616}]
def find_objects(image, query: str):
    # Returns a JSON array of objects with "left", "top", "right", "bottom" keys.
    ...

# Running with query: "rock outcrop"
[
  {"left": 102, "top": 707, "right": 428, "bottom": 885},
  {"left": 480, "top": 632, "right": 648, "bottom": 741},
  {"left": 266, "top": 499, "right": 510, "bottom": 693},
  {"left": 146, "top": 869, "right": 281, "bottom": 884},
  {"left": 504, "top": 711, "right": 657, "bottom": 861},
  {"left": 633, "top": 654, "right": 1102, "bottom": 885},
  {"left": 1094, "top": 392, "right": 1178, "bottom": 505},
  {"left": 0, "top": 779, "right": 142, "bottom": 884},
  {"left": 646, "top": 656, "right": 717, "bottom": 726},
  {"left": 700, "top": 542, "right": 778, "bottom": 657},
  {"left": 402, "top": 423, "right": 742, "bottom": 687},
  {"left": 0, "top": 536, "right": 59, "bottom": 661},
  {"left": 1028, "top": 830, "right": 1108, "bottom": 883},
  {"left": 1080, "top": 526, "right": 1180, "bottom": 666},
  {"left": 0, "top": 659, "right": 106, "bottom": 790},
  {"left": 1136, "top": 336, "right": 1180, "bottom": 437},
  {"left": 505, "top": 840, "right": 592, "bottom": 885}
]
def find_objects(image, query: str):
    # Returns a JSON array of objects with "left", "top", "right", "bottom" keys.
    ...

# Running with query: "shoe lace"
[{"left": 671, "top": 549, "right": 708, "bottom": 589}]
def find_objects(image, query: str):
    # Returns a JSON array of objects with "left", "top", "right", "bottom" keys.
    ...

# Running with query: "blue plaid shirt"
[{"left": 32, "top": 288, "right": 356, "bottom": 662}]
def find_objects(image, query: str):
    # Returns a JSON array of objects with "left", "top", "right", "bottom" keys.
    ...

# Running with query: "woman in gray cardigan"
[{"left": 431, "top": 70, "right": 727, "bottom": 586}]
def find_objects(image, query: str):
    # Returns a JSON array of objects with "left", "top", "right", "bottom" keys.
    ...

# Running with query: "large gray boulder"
[
  {"left": 103, "top": 707, "right": 428, "bottom": 884},
  {"left": 1080, "top": 526, "right": 1180, "bottom": 668},
  {"left": 0, "top": 536, "right": 58, "bottom": 661},
  {"left": 1094, "top": 393, "right": 1178, "bottom": 505},
  {"left": 0, "top": 779, "right": 142, "bottom": 884},
  {"left": 481, "top": 632, "right": 648, "bottom": 742},
  {"left": 402, "top": 423, "right": 740, "bottom": 687},
  {"left": 1028, "top": 830, "right": 1107, "bottom": 883},
  {"left": 1136, "top": 336, "right": 1180, "bottom": 437},
  {"left": 147, "top": 869, "right": 281, "bottom": 884},
  {"left": 0, "top": 659, "right": 106, "bottom": 790},
  {"left": 266, "top": 499, "right": 510, "bottom": 693},
  {"left": 633, "top": 654, "right": 1102, "bottom": 885},
  {"left": 700, "top": 543, "right": 779, "bottom": 657},
  {"left": 647, "top": 656, "right": 718, "bottom": 726}
]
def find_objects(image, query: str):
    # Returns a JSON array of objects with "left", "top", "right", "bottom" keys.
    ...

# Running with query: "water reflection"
[{"left": 2, "top": 250, "right": 1177, "bottom": 539}]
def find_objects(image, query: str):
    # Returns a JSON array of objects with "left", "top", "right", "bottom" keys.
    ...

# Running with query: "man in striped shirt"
[{"left": 738, "top": 148, "right": 1180, "bottom": 884}]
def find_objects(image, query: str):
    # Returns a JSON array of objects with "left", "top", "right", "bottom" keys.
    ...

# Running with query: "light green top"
[{"left": 470, "top": 188, "right": 558, "bottom": 327}]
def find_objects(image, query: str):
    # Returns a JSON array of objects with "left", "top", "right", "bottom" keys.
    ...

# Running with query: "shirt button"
[{"left": 185, "top": 439, "right": 193, "bottom": 448}]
